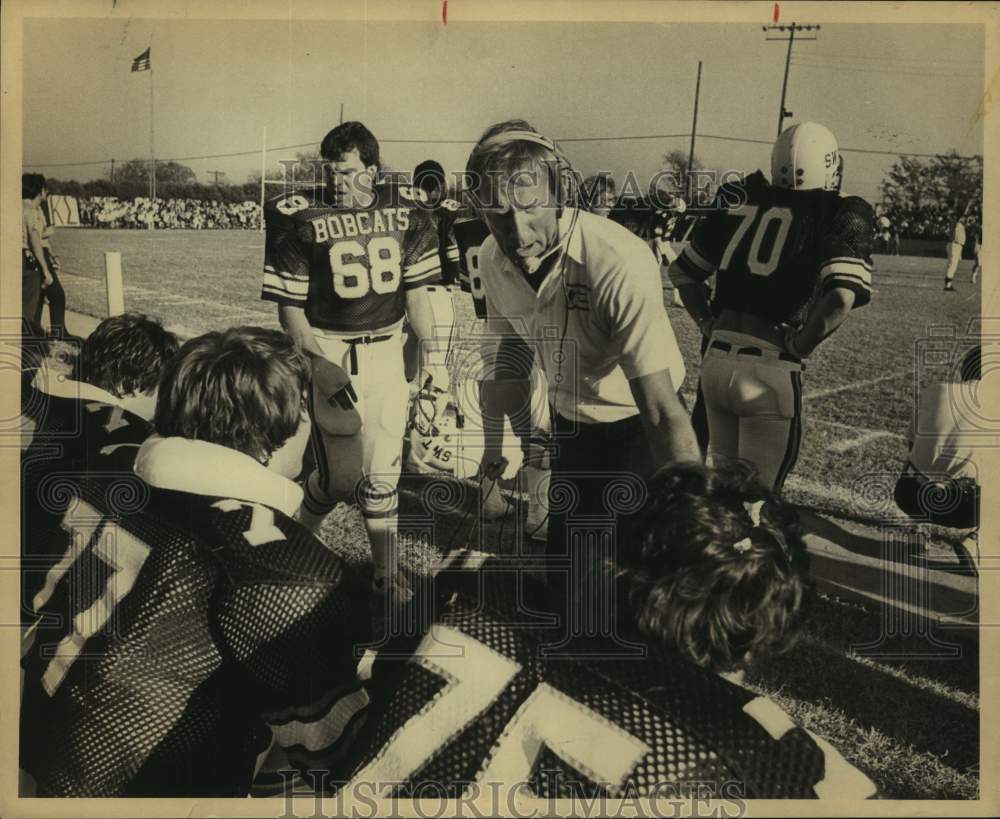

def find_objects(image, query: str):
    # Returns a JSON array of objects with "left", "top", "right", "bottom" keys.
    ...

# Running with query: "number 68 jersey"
[
  {"left": 670, "top": 171, "right": 875, "bottom": 325},
  {"left": 261, "top": 184, "right": 442, "bottom": 333}
]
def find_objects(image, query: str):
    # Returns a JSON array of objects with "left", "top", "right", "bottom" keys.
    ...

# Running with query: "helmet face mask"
[{"left": 770, "top": 122, "right": 841, "bottom": 192}]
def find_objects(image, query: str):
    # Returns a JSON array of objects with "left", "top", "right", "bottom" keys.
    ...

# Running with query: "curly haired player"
[{"left": 340, "top": 463, "right": 875, "bottom": 800}]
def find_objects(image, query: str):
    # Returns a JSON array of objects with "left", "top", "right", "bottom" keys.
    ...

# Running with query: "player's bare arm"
[
  {"left": 628, "top": 368, "right": 701, "bottom": 468},
  {"left": 785, "top": 285, "right": 856, "bottom": 358},
  {"left": 676, "top": 279, "right": 715, "bottom": 336},
  {"left": 278, "top": 303, "right": 325, "bottom": 358}
]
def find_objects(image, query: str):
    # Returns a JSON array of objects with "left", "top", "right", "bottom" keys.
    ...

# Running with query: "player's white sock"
[{"left": 522, "top": 464, "right": 550, "bottom": 540}]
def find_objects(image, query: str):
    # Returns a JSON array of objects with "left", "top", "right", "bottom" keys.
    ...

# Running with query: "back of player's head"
[
  {"left": 414, "top": 159, "right": 446, "bottom": 198},
  {"left": 74, "top": 313, "right": 179, "bottom": 398},
  {"left": 960, "top": 345, "right": 981, "bottom": 382},
  {"left": 154, "top": 327, "right": 309, "bottom": 464},
  {"left": 466, "top": 119, "right": 569, "bottom": 210},
  {"left": 614, "top": 462, "right": 810, "bottom": 673},
  {"left": 771, "top": 121, "right": 841, "bottom": 192},
  {"left": 320, "top": 121, "right": 380, "bottom": 170},
  {"left": 22, "top": 173, "right": 46, "bottom": 200}
]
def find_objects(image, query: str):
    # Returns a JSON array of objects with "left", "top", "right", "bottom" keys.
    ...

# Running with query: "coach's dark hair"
[
  {"left": 614, "top": 463, "right": 810, "bottom": 674},
  {"left": 73, "top": 313, "right": 179, "bottom": 398},
  {"left": 320, "top": 121, "right": 380, "bottom": 170},
  {"left": 22, "top": 173, "right": 46, "bottom": 200},
  {"left": 154, "top": 327, "right": 309, "bottom": 463}
]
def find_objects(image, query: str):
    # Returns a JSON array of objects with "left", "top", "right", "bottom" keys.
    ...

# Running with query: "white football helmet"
[{"left": 771, "top": 122, "right": 842, "bottom": 192}]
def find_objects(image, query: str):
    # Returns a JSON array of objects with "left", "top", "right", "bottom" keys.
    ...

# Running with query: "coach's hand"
[{"left": 310, "top": 355, "right": 362, "bottom": 436}]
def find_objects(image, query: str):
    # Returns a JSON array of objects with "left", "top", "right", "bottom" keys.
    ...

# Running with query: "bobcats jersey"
[
  {"left": 21, "top": 438, "right": 370, "bottom": 797},
  {"left": 452, "top": 214, "right": 491, "bottom": 319},
  {"left": 343, "top": 552, "right": 874, "bottom": 800},
  {"left": 672, "top": 171, "right": 874, "bottom": 325},
  {"left": 261, "top": 183, "right": 442, "bottom": 333},
  {"left": 21, "top": 386, "right": 154, "bottom": 615}
]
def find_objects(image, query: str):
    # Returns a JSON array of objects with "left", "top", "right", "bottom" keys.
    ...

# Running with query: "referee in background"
[{"left": 468, "top": 121, "right": 699, "bottom": 621}]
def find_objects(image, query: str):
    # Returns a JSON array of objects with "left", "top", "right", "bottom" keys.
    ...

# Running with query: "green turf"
[{"left": 49, "top": 227, "right": 981, "bottom": 798}]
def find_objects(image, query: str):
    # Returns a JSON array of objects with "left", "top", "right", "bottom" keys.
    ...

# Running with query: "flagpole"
[
  {"left": 259, "top": 126, "right": 267, "bottom": 233},
  {"left": 149, "top": 49, "right": 156, "bottom": 230}
]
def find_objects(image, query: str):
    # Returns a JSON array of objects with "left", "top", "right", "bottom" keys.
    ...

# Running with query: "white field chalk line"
[
  {"left": 828, "top": 429, "right": 903, "bottom": 453},
  {"left": 803, "top": 370, "right": 910, "bottom": 401}
]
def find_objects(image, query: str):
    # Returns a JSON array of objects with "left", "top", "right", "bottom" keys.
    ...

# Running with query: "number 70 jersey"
[
  {"left": 261, "top": 184, "right": 442, "bottom": 333},
  {"left": 671, "top": 171, "right": 875, "bottom": 325}
]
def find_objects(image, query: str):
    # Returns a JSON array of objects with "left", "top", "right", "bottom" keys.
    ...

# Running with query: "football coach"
[{"left": 466, "top": 120, "right": 700, "bottom": 603}]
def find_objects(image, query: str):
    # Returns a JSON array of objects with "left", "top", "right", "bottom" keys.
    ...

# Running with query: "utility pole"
[
  {"left": 339, "top": 103, "right": 344, "bottom": 124},
  {"left": 763, "top": 22, "right": 820, "bottom": 137},
  {"left": 686, "top": 60, "right": 702, "bottom": 203},
  {"left": 110, "top": 158, "right": 115, "bottom": 183},
  {"left": 207, "top": 170, "right": 226, "bottom": 185}
]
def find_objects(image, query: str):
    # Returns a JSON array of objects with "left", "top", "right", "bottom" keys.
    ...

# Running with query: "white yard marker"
[{"left": 104, "top": 252, "right": 125, "bottom": 316}]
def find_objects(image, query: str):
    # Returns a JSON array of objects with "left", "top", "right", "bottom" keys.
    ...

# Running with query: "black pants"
[
  {"left": 22, "top": 255, "right": 43, "bottom": 339},
  {"left": 38, "top": 268, "right": 67, "bottom": 335},
  {"left": 691, "top": 335, "right": 710, "bottom": 457},
  {"left": 536, "top": 412, "right": 652, "bottom": 652}
]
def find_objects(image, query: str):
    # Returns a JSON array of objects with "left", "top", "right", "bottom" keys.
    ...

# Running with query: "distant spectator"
[
  {"left": 581, "top": 173, "right": 617, "bottom": 217},
  {"left": 894, "top": 346, "right": 989, "bottom": 540},
  {"left": 34, "top": 183, "right": 80, "bottom": 343},
  {"left": 22, "top": 174, "right": 55, "bottom": 340},
  {"left": 943, "top": 206, "right": 968, "bottom": 291},
  {"left": 967, "top": 217, "right": 981, "bottom": 284}
]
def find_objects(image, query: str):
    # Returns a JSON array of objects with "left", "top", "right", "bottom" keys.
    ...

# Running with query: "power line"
[
  {"left": 24, "top": 132, "right": 981, "bottom": 171},
  {"left": 791, "top": 59, "right": 981, "bottom": 79}
]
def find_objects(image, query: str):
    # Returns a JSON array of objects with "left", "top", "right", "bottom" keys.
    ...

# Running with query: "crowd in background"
[{"left": 77, "top": 196, "right": 261, "bottom": 230}]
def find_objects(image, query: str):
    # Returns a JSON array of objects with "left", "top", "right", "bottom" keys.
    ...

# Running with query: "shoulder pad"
[
  {"left": 266, "top": 190, "right": 317, "bottom": 217},
  {"left": 835, "top": 195, "right": 876, "bottom": 227}
]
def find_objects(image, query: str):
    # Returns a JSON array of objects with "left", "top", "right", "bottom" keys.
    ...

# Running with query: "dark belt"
[
  {"left": 343, "top": 333, "right": 393, "bottom": 374},
  {"left": 709, "top": 339, "right": 801, "bottom": 365}
]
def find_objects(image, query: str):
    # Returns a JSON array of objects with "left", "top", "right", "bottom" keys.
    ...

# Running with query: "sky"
[{"left": 22, "top": 16, "right": 985, "bottom": 204}]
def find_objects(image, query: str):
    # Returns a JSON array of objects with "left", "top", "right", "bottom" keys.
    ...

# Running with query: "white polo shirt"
[{"left": 479, "top": 209, "right": 685, "bottom": 424}]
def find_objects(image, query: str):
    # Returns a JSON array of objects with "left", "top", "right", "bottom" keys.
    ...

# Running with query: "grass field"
[{"left": 50, "top": 227, "right": 982, "bottom": 798}]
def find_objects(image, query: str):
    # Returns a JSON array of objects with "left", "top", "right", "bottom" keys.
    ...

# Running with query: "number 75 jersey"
[
  {"left": 261, "top": 184, "right": 442, "bottom": 333},
  {"left": 670, "top": 171, "right": 875, "bottom": 325}
]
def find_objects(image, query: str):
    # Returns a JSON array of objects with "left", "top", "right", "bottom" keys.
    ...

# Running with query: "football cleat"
[{"left": 771, "top": 122, "right": 841, "bottom": 192}]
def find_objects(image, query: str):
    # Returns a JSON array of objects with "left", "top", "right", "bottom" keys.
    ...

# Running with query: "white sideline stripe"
[
  {"left": 803, "top": 370, "right": 909, "bottom": 401},
  {"left": 827, "top": 430, "right": 903, "bottom": 454}
]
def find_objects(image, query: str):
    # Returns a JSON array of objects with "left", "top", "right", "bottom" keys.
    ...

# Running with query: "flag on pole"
[{"left": 131, "top": 48, "right": 151, "bottom": 72}]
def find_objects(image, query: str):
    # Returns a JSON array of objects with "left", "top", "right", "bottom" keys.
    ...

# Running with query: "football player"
[
  {"left": 339, "top": 463, "right": 876, "bottom": 799},
  {"left": 21, "top": 313, "right": 179, "bottom": 610},
  {"left": 20, "top": 327, "right": 371, "bottom": 797},
  {"left": 260, "top": 121, "right": 454, "bottom": 604},
  {"left": 669, "top": 121, "right": 875, "bottom": 491}
]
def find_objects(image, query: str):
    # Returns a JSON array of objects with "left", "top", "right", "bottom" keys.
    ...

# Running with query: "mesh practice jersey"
[
  {"left": 261, "top": 183, "right": 442, "bottom": 333},
  {"left": 21, "top": 391, "right": 154, "bottom": 615},
  {"left": 21, "top": 461, "right": 370, "bottom": 797},
  {"left": 671, "top": 171, "right": 874, "bottom": 325},
  {"left": 342, "top": 551, "right": 874, "bottom": 800}
]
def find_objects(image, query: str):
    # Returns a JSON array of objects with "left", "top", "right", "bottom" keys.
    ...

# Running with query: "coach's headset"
[
  {"left": 466, "top": 129, "right": 582, "bottom": 399},
  {"left": 466, "top": 129, "right": 581, "bottom": 276}
]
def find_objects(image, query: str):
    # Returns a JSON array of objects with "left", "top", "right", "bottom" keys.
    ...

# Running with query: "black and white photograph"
[{"left": 2, "top": 0, "right": 997, "bottom": 815}]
